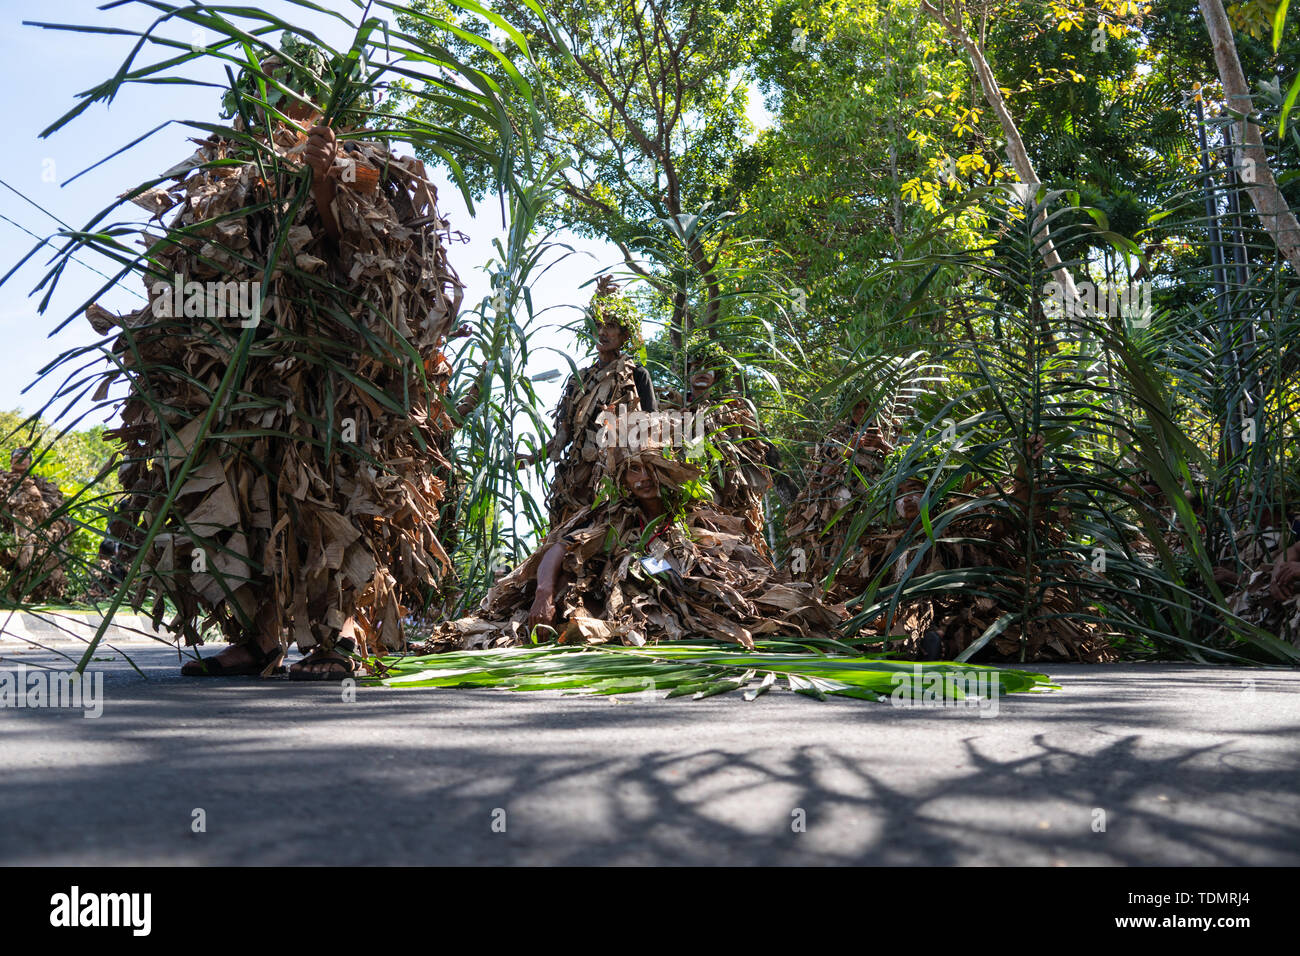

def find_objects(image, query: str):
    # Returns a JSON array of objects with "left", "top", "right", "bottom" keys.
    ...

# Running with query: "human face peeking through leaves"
[
  {"left": 606, "top": 446, "right": 703, "bottom": 524},
  {"left": 596, "top": 321, "right": 629, "bottom": 362},
  {"left": 622, "top": 458, "right": 662, "bottom": 510},
  {"left": 688, "top": 366, "right": 717, "bottom": 403},
  {"left": 895, "top": 479, "right": 926, "bottom": 522}
]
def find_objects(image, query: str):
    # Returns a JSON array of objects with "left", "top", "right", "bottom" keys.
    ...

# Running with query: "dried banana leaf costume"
[
  {"left": 0, "top": 469, "right": 72, "bottom": 602},
  {"left": 546, "top": 354, "right": 655, "bottom": 527},
  {"left": 785, "top": 421, "right": 893, "bottom": 602},
  {"left": 883, "top": 509, "right": 1115, "bottom": 662},
  {"left": 1224, "top": 573, "right": 1300, "bottom": 646},
  {"left": 688, "top": 393, "right": 774, "bottom": 554},
  {"left": 785, "top": 419, "right": 1114, "bottom": 661},
  {"left": 89, "top": 124, "right": 462, "bottom": 658},
  {"left": 836, "top": 478, "right": 1115, "bottom": 662},
  {"left": 1218, "top": 522, "right": 1300, "bottom": 646},
  {"left": 422, "top": 448, "right": 842, "bottom": 652}
]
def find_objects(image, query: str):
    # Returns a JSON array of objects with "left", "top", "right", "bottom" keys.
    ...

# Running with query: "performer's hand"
[
  {"left": 1270, "top": 561, "right": 1300, "bottom": 601},
  {"left": 455, "top": 381, "right": 482, "bottom": 420},
  {"left": 1212, "top": 565, "right": 1239, "bottom": 589},
  {"left": 304, "top": 124, "right": 343, "bottom": 242},
  {"left": 303, "top": 124, "right": 337, "bottom": 180},
  {"left": 857, "top": 427, "right": 892, "bottom": 454},
  {"left": 528, "top": 589, "right": 556, "bottom": 632}
]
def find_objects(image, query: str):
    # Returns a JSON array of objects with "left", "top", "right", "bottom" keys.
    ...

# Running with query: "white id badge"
[{"left": 639, "top": 555, "right": 672, "bottom": 575}]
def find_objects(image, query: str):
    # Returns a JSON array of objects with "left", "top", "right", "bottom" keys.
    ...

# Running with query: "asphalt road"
[{"left": 2, "top": 641, "right": 1298, "bottom": 865}]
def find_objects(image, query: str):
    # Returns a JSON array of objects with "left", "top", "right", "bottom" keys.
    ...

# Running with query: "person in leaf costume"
[
  {"left": 784, "top": 396, "right": 897, "bottom": 603},
  {"left": 89, "top": 40, "right": 463, "bottom": 680},
  {"left": 1211, "top": 513, "right": 1300, "bottom": 646},
  {"left": 0, "top": 447, "right": 73, "bottom": 602},
  {"left": 519, "top": 276, "right": 657, "bottom": 527},
  {"left": 679, "top": 341, "right": 778, "bottom": 554},
  {"left": 853, "top": 436, "right": 1116, "bottom": 663},
  {"left": 415, "top": 443, "right": 843, "bottom": 652}
]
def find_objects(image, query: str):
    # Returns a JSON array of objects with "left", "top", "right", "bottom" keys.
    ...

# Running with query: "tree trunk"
[
  {"left": 884, "top": 6, "right": 905, "bottom": 256},
  {"left": 919, "top": 1, "right": 1080, "bottom": 307},
  {"left": 1199, "top": 0, "right": 1300, "bottom": 275}
]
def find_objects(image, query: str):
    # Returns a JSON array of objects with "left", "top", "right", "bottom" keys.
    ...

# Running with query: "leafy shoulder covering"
[{"left": 550, "top": 355, "right": 643, "bottom": 460}]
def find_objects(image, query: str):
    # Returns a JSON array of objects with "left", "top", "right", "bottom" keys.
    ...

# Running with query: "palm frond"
[{"left": 373, "top": 638, "right": 1057, "bottom": 702}]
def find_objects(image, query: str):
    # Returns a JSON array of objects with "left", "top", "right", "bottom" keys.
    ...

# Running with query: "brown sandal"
[
  {"left": 181, "top": 641, "right": 285, "bottom": 677},
  {"left": 288, "top": 637, "right": 358, "bottom": 681}
]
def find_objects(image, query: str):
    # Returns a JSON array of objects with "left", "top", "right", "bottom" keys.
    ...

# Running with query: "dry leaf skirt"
[
  {"left": 417, "top": 497, "right": 844, "bottom": 652},
  {"left": 689, "top": 396, "right": 775, "bottom": 555}
]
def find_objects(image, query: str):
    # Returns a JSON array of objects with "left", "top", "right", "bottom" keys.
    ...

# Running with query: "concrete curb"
[{"left": 0, "top": 609, "right": 171, "bottom": 646}]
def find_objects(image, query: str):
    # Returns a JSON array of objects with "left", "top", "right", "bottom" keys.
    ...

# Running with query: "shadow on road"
[{"left": 2, "top": 655, "right": 1297, "bottom": 865}]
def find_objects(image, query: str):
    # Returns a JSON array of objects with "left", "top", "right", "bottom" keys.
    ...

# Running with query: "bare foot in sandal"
[
  {"left": 288, "top": 635, "right": 359, "bottom": 681},
  {"left": 181, "top": 632, "right": 283, "bottom": 677},
  {"left": 183, "top": 604, "right": 284, "bottom": 677}
]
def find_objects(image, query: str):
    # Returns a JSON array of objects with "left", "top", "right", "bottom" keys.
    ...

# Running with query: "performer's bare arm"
[
  {"left": 516, "top": 437, "right": 549, "bottom": 467},
  {"left": 1212, "top": 538, "right": 1300, "bottom": 596},
  {"left": 528, "top": 540, "right": 568, "bottom": 631},
  {"left": 303, "top": 124, "right": 342, "bottom": 241},
  {"left": 1271, "top": 540, "right": 1300, "bottom": 600}
]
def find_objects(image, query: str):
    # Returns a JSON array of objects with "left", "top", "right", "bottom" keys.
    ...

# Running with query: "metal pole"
[
  {"left": 1193, "top": 95, "right": 1241, "bottom": 461},
  {"left": 1222, "top": 122, "right": 1260, "bottom": 458}
]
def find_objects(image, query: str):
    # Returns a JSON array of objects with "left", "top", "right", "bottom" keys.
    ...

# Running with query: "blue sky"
[{"left": 0, "top": 0, "right": 771, "bottom": 437}]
